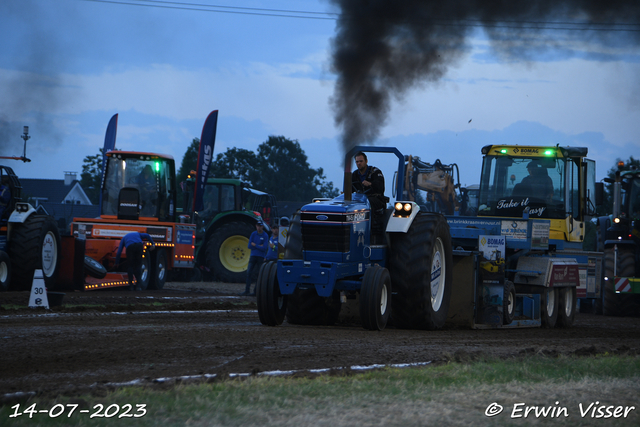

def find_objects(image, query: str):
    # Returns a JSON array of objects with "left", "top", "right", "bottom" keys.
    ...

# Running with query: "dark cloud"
[{"left": 329, "top": 0, "right": 640, "bottom": 155}]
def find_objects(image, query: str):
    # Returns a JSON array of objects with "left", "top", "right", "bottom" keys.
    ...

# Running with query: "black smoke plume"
[
  {"left": 0, "top": 1, "right": 75, "bottom": 156},
  {"left": 329, "top": 0, "right": 640, "bottom": 154}
]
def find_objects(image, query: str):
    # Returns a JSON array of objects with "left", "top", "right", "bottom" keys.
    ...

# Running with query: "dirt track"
[{"left": 1, "top": 281, "right": 640, "bottom": 400}]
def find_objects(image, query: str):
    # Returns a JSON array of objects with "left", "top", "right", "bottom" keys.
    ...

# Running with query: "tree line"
[{"left": 80, "top": 136, "right": 339, "bottom": 205}]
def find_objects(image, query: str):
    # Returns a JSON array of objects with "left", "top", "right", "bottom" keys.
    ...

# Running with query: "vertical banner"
[
  {"left": 99, "top": 113, "right": 118, "bottom": 209},
  {"left": 193, "top": 110, "right": 218, "bottom": 212}
]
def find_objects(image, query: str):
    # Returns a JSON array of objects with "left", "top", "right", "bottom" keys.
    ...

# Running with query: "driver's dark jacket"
[
  {"left": 352, "top": 166, "right": 386, "bottom": 212},
  {"left": 352, "top": 166, "right": 385, "bottom": 195}
]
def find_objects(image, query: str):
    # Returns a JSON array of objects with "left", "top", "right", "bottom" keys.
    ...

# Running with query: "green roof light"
[
  {"left": 544, "top": 150, "right": 553, "bottom": 156},
  {"left": 500, "top": 149, "right": 508, "bottom": 154}
]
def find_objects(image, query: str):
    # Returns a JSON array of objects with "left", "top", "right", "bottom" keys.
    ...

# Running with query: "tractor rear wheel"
[
  {"left": 389, "top": 213, "right": 453, "bottom": 330},
  {"left": 257, "top": 261, "right": 287, "bottom": 326},
  {"left": 0, "top": 250, "right": 11, "bottom": 292},
  {"left": 206, "top": 221, "right": 254, "bottom": 283},
  {"left": 359, "top": 265, "right": 391, "bottom": 331},
  {"left": 8, "top": 215, "right": 61, "bottom": 291},
  {"left": 603, "top": 247, "right": 639, "bottom": 316}
]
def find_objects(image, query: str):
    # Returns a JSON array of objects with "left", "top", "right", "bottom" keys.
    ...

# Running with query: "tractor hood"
[{"left": 298, "top": 192, "right": 371, "bottom": 263}]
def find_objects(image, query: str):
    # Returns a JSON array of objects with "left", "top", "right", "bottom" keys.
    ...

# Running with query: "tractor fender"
[
  {"left": 385, "top": 201, "right": 420, "bottom": 234},
  {"left": 7, "top": 202, "right": 37, "bottom": 224}
]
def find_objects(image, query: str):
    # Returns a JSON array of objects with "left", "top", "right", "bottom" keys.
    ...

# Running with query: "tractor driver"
[
  {"left": 512, "top": 160, "right": 554, "bottom": 203},
  {"left": 352, "top": 151, "right": 387, "bottom": 229}
]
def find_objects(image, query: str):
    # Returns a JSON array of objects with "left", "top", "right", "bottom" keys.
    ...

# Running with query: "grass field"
[{"left": 2, "top": 354, "right": 638, "bottom": 426}]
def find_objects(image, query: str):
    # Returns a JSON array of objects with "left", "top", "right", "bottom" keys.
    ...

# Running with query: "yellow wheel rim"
[{"left": 219, "top": 235, "right": 250, "bottom": 272}]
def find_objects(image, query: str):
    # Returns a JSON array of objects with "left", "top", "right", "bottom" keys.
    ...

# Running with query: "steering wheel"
[{"left": 352, "top": 183, "right": 371, "bottom": 195}]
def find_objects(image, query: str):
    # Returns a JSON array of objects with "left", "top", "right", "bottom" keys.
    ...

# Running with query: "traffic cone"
[{"left": 28, "top": 269, "right": 49, "bottom": 309}]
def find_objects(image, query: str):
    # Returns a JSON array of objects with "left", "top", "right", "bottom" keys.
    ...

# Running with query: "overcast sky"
[{"left": 1, "top": 0, "right": 639, "bottom": 197}]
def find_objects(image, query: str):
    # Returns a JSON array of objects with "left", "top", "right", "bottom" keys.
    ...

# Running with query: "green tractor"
[
  {"left": 596, "top": 161, "right": 640, "bottom": 316},
  {"left": 183, "top": 176, "right": 277, "bottom": 282}
]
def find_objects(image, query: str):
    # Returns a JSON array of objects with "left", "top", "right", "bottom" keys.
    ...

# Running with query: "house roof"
[
  {"left": 35, "top": 201, "right": 100, "bottom": 218},
  {"left": 19, "top": 178, "right": 91, "bottom": 205}
]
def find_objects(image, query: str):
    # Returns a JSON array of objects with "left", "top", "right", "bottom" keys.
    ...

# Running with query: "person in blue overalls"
[
  {"left": 242, "top": 220, "right": 267, "bottom": 296},
  {"left": 115, "top": 232, "right": 156, "bottom": 291}
]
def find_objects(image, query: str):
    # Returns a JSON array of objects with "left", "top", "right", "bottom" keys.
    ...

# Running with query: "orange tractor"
[{"left": 59, "top": 112, "right": 218, "bottom": 290}]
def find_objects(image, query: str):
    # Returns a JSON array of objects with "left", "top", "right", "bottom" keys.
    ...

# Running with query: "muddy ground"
[{"left": 1, "top": 281, "right": 640, "bottom": 401}]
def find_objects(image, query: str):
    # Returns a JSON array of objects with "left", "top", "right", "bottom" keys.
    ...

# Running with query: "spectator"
[
  {"left": 241, "top": 220, "right": 268, "bottom": 296},
  {"left": 265, "top": 224, "right": 279, "bottom": 261}
]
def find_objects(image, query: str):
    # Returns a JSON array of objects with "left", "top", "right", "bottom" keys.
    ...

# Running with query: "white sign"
[{"left": 501, "top": 220, "right": 528, "bottom": 240}]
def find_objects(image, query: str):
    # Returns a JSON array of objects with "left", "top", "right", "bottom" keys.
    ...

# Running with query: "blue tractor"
[{"left": 256, "top": 146, "right": 453, "bottom": 331}]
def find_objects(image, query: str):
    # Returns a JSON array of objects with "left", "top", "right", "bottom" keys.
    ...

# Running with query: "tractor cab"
[
  {"left": 476, "top": 145, "right": 597, "bottom": 246},
  {"left": 101, "top": 151, "right": 177, "bottom": 222},
  {"left": 604, "top": 164, "right": 640, "bottom": 245},
  {"left": 619, "top": 169, "right": 640, "bottom": 221}
]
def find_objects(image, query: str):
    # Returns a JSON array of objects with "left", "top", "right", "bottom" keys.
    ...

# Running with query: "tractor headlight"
[
  {"left": 394, "top": 202, "right": 413, "bottom": 217},
  {"left": 613, "top": 217, "right": 621, "bottom": 224}
]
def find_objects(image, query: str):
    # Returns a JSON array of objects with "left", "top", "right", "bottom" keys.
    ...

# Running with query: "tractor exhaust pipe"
[{"left": 343, "top": 152, "right": 352, "bottom": 201}]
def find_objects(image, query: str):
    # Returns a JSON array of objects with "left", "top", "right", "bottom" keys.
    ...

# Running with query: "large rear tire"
[
  {"left": 389, "top": 213, "right": 453, "bottom": 330},
  {"left": 603, "top": 247, "right": 639, "bottom": 316},
  {"left": 360, "top": 265, "right": 391, "bottom": 331},
  {"left": 257, "top": 261, "right": 287, "bottom": 326},
  {"left": 0, "top": 250, "right": 11, "bottom": 292},
  {"left": 205, "top": 221, "right": 254, "bottom": 283},
  {"left": 8, "top": 215, "right": 61, "bottom": 291}
]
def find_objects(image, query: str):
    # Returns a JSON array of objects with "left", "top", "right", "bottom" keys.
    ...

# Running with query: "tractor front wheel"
[
  {"left": 256, "top": 261, "right": 287, "bottom": 326},
  {"left": 359, "top": 265, "right": 391, "bottom": 331}
]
